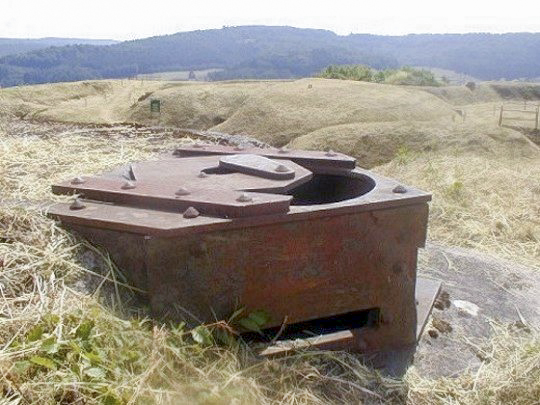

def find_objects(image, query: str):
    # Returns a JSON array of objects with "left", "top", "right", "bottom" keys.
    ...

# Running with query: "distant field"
[
  {"left": 136, "top": 68, "right": 224, "bottom": 81},
  {"left": 415, "top": 66, "right": 479, "bottom": 85}
]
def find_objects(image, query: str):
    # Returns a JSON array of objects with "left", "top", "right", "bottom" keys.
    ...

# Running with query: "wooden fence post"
[{"left": 498, "top": 106, "right": 504, "bottom": 127}]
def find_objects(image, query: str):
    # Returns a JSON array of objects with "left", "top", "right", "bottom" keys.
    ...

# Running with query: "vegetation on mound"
[
  {"left": 289, "top": 120, "right": 539, "bottom": 168},
  {"left": 0, "top": 79, "right": 457, "bottom": 140},
  {"left": 318, "top": 65, "right": 442, "bottom": 86}
]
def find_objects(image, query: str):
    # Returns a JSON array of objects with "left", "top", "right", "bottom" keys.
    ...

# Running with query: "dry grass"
[
  {"left": 0, "top": 79, "right": 457, "bottom": 146},
  {"left": 290, "top": 120, "right": 539, "bottom": 168},
  {"left": 0, "top": 120, "right": 539, "bottom": 404},
  {"left": 1, "top": 79, "right": 540, "bottom": 404},
  {"left": 210, "top": 79, "right": 455, "bottom": 145},
  {"left": 408, "top": 323, "right": 540, "bottom": 405},
  {"left": 376, "top": 153, "right": 540, "bottom": 267},
  {"left": 423, "top": 82, "right": 540, "bottom": 106}
]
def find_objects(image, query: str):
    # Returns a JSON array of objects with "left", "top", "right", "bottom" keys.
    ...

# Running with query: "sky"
[{"left": 1, "top": 0, "right": 540, "bottom": 40}]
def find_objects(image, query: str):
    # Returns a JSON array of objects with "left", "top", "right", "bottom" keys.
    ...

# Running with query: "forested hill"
[
  {"left": 0, "top": 38, "right": 118, "bottom": 57},
  {"left": 0, "top": 27, "right": 397, "bottom": 86},
  {"left": 347, "top": 33, "right": 540, "bottom": 81},
  {"left": 0, "top": 26, "right": 539, "bottom": 87}
]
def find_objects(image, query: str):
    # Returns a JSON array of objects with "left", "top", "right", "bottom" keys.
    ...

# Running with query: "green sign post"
[{"left": 150, "top": 99, "right": 161, "bottom": 113}]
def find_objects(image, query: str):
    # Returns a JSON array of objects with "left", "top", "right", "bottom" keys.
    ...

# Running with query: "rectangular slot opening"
[{"left": 243, "top": 307, "right": 380, "bottom": 342}]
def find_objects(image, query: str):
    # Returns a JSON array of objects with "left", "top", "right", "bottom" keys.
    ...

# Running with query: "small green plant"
[
  {"left": 395, "top": 145, "right": 412, "bottom": 165},
  {"left": 446, "top": 180, "right": 465, "bottom": 200},
  {"left": 237, "top": 310, "right": 271, "bottom": 334}
]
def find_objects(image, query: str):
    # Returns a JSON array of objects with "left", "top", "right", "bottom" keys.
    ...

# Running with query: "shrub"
[{"left": 318, "top": 64, "right": 442, "bottom": 86}]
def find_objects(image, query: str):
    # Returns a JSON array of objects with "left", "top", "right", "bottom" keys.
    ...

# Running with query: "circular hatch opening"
[{"left": 290, "top": 174, "right": 375, "bottom": 205}]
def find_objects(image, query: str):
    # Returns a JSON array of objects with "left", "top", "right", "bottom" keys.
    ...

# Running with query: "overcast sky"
[{"left": 2, "top": 0, "right": 539, "bottom": 40}]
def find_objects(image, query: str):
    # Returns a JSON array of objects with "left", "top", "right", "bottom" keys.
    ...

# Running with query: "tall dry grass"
[
  {"left": 0, "top": 121, "right": 539, "bottom": 404},
  {"left": 376, "top": 153, "right": 540, "bottom": 268}
]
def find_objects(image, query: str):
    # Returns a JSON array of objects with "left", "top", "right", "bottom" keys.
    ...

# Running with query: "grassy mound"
[
  {"left": 0, "top": 79, "right": 458, "bottom": 146},
  {"left": 127, "top": 81, "right": 269, "bottom": 129},
  {"left": 424, "top": 82, "right": 540, "bottom": 105},
  {"left": 0, "top": 80, "right": 168, "bottom": 123},
  {"left": 289, "top": 121, "right": 540, "bottom": 168},
  {"left": 211, "top": 79, "right": 456, "bottom": 145}
]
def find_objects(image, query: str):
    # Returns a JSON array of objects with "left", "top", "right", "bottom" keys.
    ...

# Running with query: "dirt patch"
[{"left": 415, "top": 243, "right": 540, "bottom": 377}]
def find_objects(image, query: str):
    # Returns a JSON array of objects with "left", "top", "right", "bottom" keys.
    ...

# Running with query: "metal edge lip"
[
  {"left": 48, "top": 195, "right": 431, "bottom": 240},
  {"left": 48, "top": 164, "right": 431, "bottom": 237}
]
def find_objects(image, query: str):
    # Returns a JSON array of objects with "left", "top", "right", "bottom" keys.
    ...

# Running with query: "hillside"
[
  {"left": 1, "top": 27, "right": 540, "bottom": 87},
  {"left": 0, "top": 37, "right": 117, "bottom": 57},
  {"left": 1, "top": 79, "right": 539, "bottom": 158},
  {"left": 0, "top": 78, "right": 459, "bottom": 145},
  {"left": 0, "top": 27, "right": 396, "bottom": 87}
]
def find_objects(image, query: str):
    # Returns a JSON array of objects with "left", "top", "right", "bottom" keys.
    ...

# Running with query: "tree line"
[{"left": 0, "top": 27, "right": 539, "bottom": 87}]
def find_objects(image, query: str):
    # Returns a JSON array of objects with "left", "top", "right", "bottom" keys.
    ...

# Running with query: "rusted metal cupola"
[{"left": 49, "top": 145, "right": 439, "bottom": 354}]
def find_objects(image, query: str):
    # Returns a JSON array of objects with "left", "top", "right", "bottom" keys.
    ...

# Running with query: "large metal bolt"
[
  {"left": 69, "top": 198, "right": 86, "bottom": 210},
  {"left": 198, "top": 171, "right": 209, "bottom": 178},
  {"left": 275, "top": 164, "right": 290, "bottom": 173},
  {"left": 237, "top": 193, "right": 253, "bottom": 202},
  {"left": 121, "top": 180, "right": 136, "bottom": 190},
  {"left": 393, "top": 185, "right": 407, "bottom": 194},
  {"left": 325, "top": 150, "right": 337, "bottom": 157},
  {"left": 175, "top": 187, "right": 190, "bottom": 196},
  {"left": 183, "top": 206, "right": 200, "bottom": 219},
  {"left": 71, "top": 176, "right": 85, "bottom": 185}
]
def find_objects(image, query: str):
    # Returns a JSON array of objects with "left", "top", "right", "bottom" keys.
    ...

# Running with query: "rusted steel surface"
[
  {"left": 219, "top": 154, "right": 296, "bottom": 180},
  {"left": 173, "top": 144, "right": 357, "bottom": 169},
  {"left": 59, "top": 202, "right": 430, "bottom": 354},
  {"left": 49, "top": 145, "right": 434, "bottom": 355},
  {"left": 260, "top": 277, "right": 442, "bottom": 356},
  {"left": 50, "top": 165, "right": 430, "bottom": 237},
  {"left": 52, "top": 176, "right": 292, "bottom": 218},
  {"left": 130, "top": 156, "right": 313, "bottom": 193}
]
